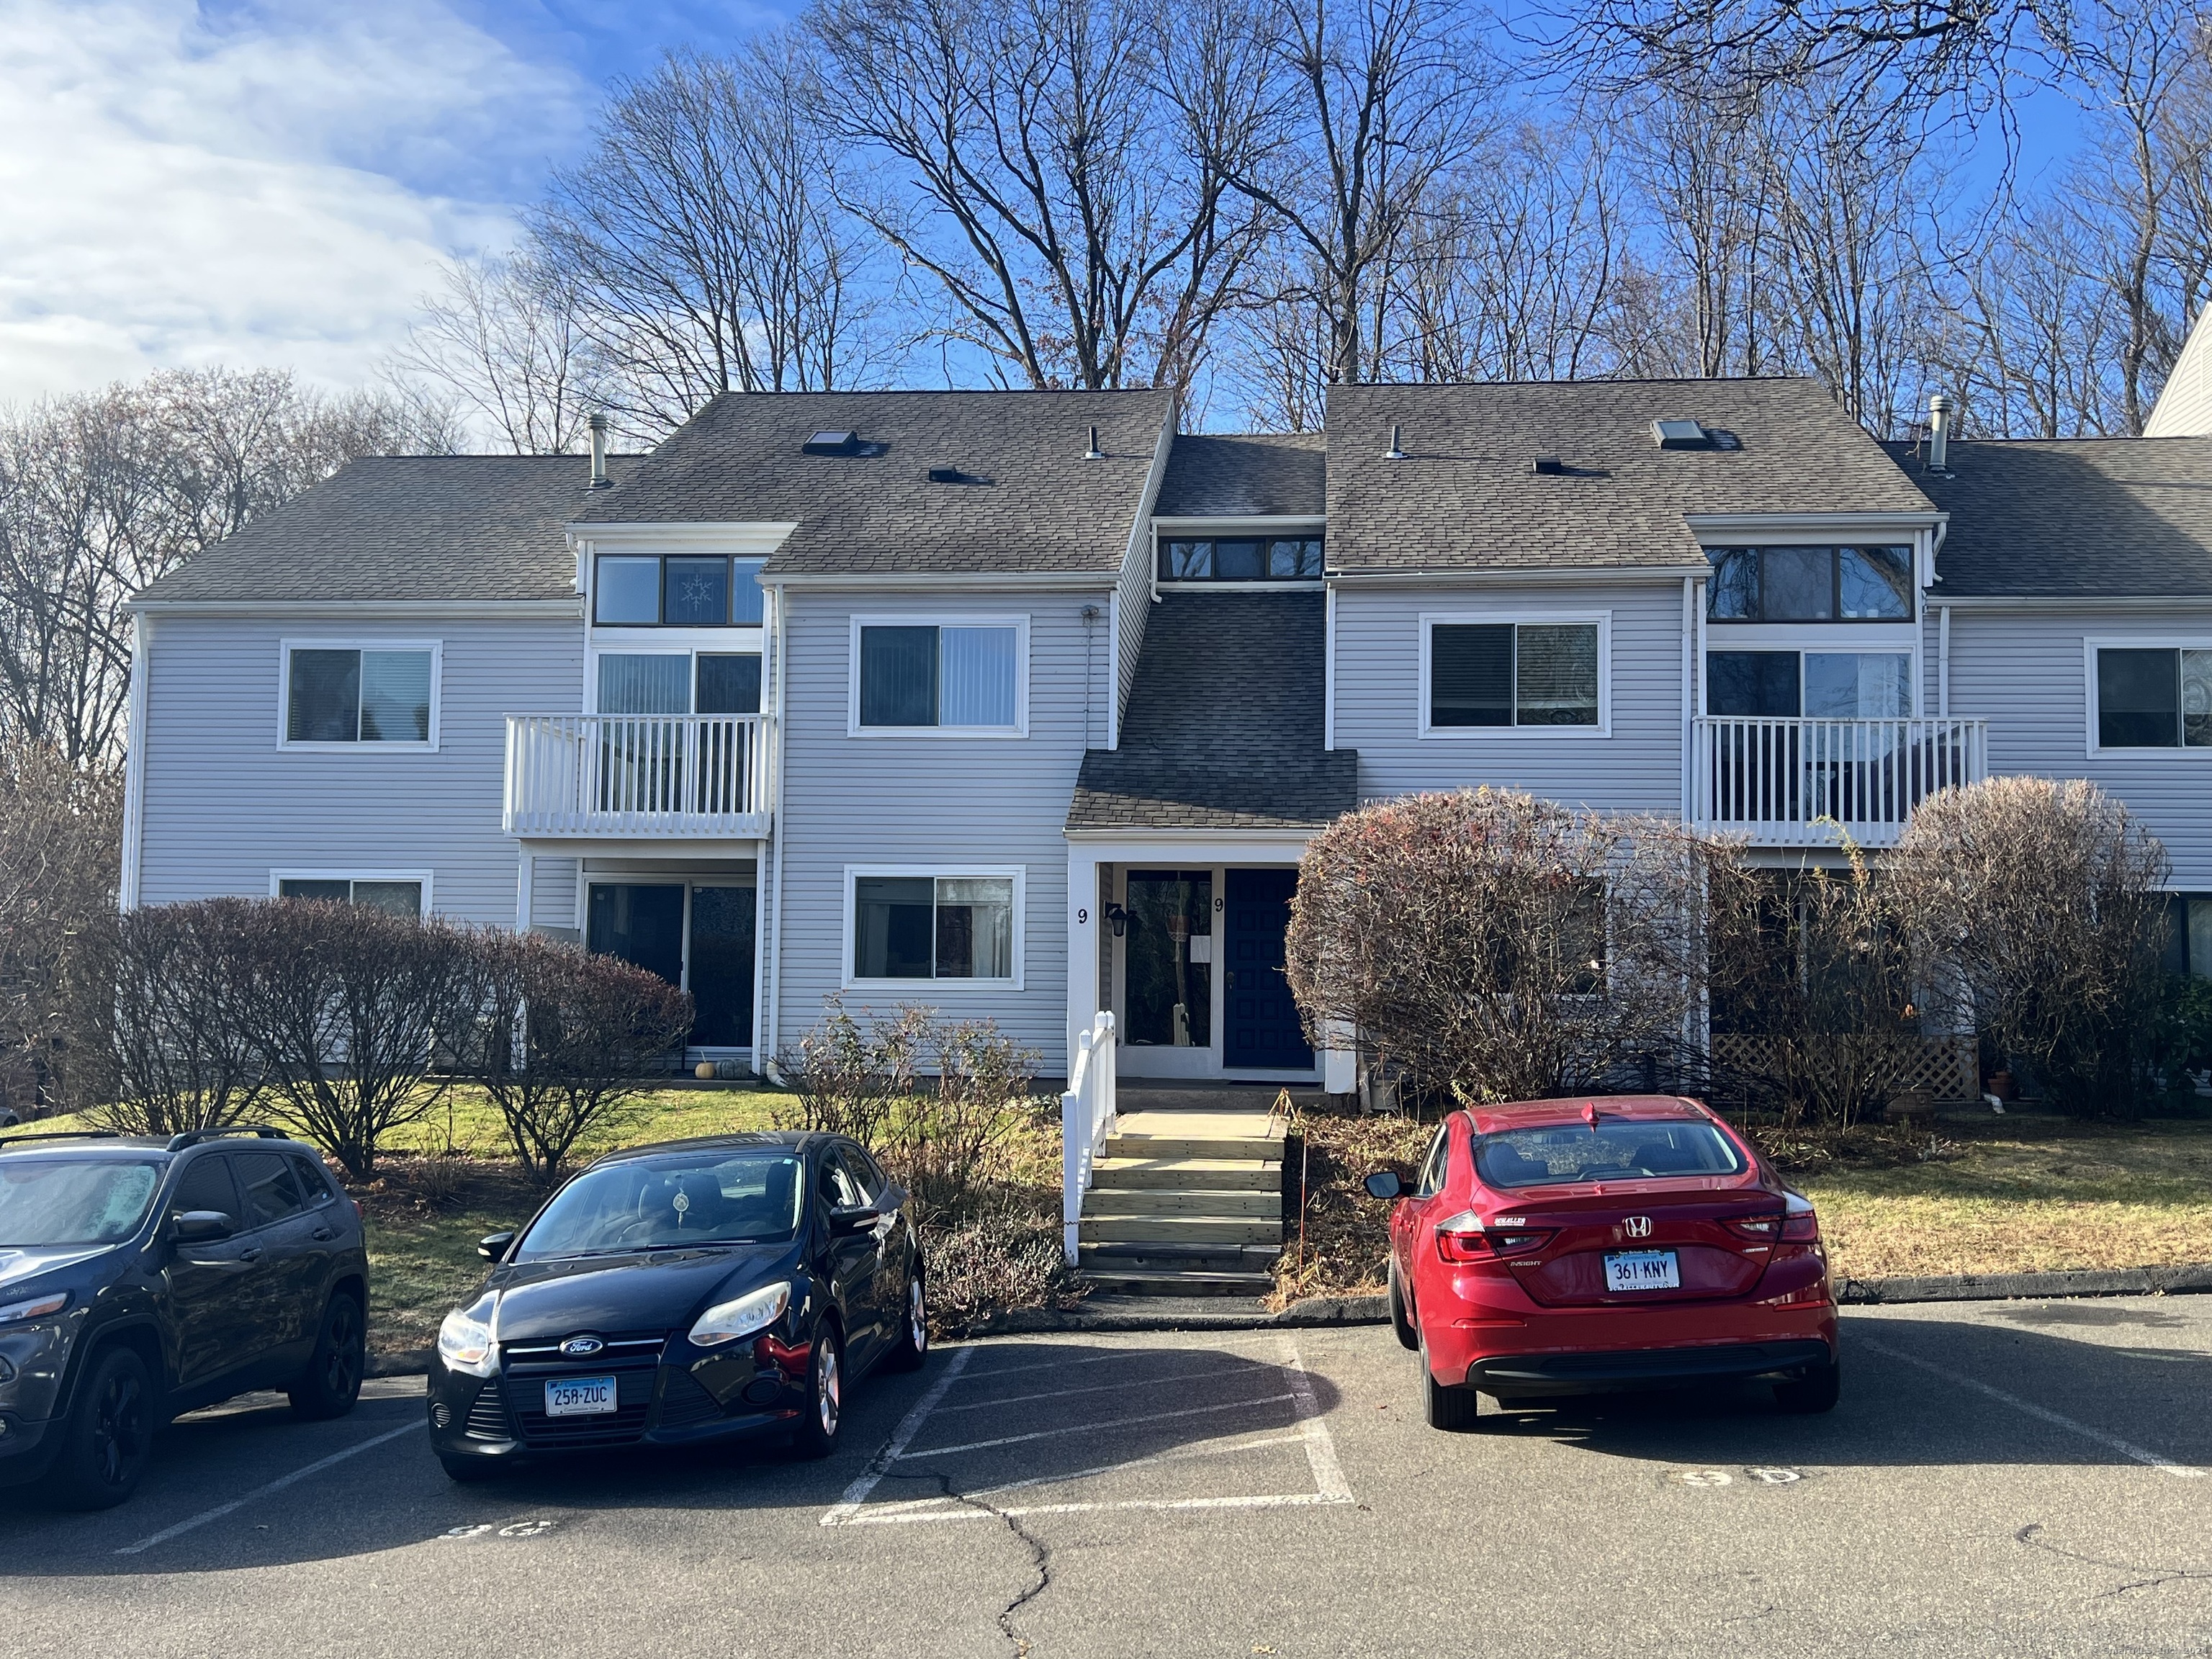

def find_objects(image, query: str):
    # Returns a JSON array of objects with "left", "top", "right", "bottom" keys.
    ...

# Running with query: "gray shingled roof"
[
  {"left": 133, "top": 455, "right": 633, "bottom": 604},
  {"left": 1069, "top": 591, "right": 1357, "bottom": 830},
  {"left": 1324, "top": 378, "right": 1935, "bottom": 575},
  {"left": 1154, "top": 432, "right": 1327, "bottom": 518},
  {"left": 1883, "top": 435, "right": 2212, "bottom": 598},
  {"left": 574, "top": 390, "right": 1172, "bottom": 577}
]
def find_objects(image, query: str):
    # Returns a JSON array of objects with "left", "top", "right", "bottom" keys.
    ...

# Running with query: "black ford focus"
[{"left": 427, "top": 1132, "right": 925, "bottom": 1480}]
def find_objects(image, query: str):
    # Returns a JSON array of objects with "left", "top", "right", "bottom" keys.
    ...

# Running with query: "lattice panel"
[{"left": 1710, "top": 1032, "right": 1977, "bottom": 1104}]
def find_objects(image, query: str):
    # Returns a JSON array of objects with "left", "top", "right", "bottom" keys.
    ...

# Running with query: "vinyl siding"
[
  {"left": 526, "top": 858, "right": 582, "bottom": 933},
  {"left": 768, "top": 588, "right": 1112, "bottom": 1062},
  {"left": 137, "top": 614, "right": 583, "bottom": 923},
  {"left": 1942, "top": 605, "right": 2212, "bottom": 886},
  {"left": 1331, "top": 581, "right": 1686, "bottom": 813}
]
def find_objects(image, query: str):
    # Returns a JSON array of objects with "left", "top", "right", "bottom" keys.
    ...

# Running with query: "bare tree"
[
  {"left": 811, "top": 0, "right": 1268, "bottom": 391},
  {"left": 532, "top": 40, "right": 893, "bottom": 433},
  {"left": 1892, "top": 776, "right": 2173, "bottom": 1117},
  {"left": 390, "top": 253, "right": 601, "bottom": 454}
]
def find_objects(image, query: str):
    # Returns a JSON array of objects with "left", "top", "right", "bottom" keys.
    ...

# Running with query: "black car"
[
  {"left": 0, "top": 1126, "right": 370, "bottom": 1509},
  {"left": 428, "top": 1132, "right": 925, "bottom": 1480}
]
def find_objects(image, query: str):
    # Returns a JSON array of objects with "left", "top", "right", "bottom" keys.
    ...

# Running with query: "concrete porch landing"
[{"left": 1076, "top": 1085, "right": 1292, "bottom": 1297}]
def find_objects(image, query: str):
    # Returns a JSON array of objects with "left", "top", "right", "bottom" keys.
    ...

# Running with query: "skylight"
[
  {"left": 1652, "top": 419, "right": 1712, "bottom": 450},
  {"left": 801, "top": 429, "right": 860, "bottom": 456}
]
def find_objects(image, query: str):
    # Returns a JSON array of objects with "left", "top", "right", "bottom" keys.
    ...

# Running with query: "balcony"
[
  {"left": 505, "top": 714, "right": 773, "bottom": 839},
  {"left": 1689, "top": 716, "right": 1988, "bottom": 848}
]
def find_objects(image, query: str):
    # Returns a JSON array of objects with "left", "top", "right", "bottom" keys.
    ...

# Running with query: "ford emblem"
[{"left": 560, "top": 1335, "right": 606, "bottom": 1358}]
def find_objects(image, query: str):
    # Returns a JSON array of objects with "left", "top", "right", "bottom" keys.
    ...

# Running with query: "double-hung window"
[
  {"left": 2092, "top": 646, "right": 2212, "bottom": 750},
  {"left": 853, "top": 620, "right": 1025, "bottom": 734},
  {"left": 849, "top": 873, "right": 1020, "bottom": 984},
  {"left": 282, "top": 644, "right": 437, "bottom": 747},
  {"left": 1426, "top": 619, "right": 1606, "bottom": 731}
]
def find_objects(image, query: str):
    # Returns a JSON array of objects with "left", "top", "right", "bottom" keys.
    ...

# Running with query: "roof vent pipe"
[
  {"left": 1927, "top": 392, "right": 1953, "bottom": 473},
  {"left": 588, "top": 413, "right": 610, "bottom": 489},
  {"left": 1385, "top": 424, "right": 1404, "bottom": 459},
  {"left": 1084, "top": 424, "right": 1103, "bottom": 460}
]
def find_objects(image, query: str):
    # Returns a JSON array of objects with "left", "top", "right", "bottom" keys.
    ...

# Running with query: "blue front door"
[{"left": 1223, "top": 868, "right": 1314, "bottom": 1071}]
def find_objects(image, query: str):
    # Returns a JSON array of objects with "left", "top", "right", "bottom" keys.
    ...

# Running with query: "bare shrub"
[
  {"left": 1286, "top": 787, "right": 1743, "bottom": 1103},
  {"left": 772, "top": 998, "right": 930, "bottom": 1147},
  {"left": 65, "top": 899, "right": 269, "bottom": 1136},
  {"left": 234, "top": 899, "right": 476, "bottom": 1180},
  {"left": 444, "top": 930, "right": 693, "bottom": 1182},
  {"left": 1892, "top": 776, "right": 2172, "bottom": 1116},
  {"left": 884, "top": 1018, "right": 1043, "bottom": 1219},
  {"left": 920, "top": 1206, "right": 1080, "bottom": 1331}
]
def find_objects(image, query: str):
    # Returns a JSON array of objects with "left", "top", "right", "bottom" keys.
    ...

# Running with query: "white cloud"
[{"left": 0, "top": 0, "right": 586, "bottom": 403}]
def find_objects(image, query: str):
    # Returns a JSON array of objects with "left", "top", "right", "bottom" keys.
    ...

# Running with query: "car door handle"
[
  {"left": 239, "top": 1247, "right": 264, "bottom": 1262},
  {"left": 312, "top": 1228, "right": 336, "bottom": 1241}
]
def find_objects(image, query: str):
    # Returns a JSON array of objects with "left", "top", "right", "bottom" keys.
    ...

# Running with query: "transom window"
[
  {"left": 595, "top": 554, "right": 766, "bottom": 626},
  {"left": 1708, "top": 651, "right": 1912, "bottom": 719},
  {"left": 855, "top": 622, "right": 1023, "bottom": 732},
  {"left": 596, "top": 653, "right": 762, "bottom": 714},
  {"left": 1707, "top": 545, "right": 1913, "bottom": 621},
  {"left": 2095, "top": 647, "right": 2212, "bottom": 749},
  {"left": 275, "top": 877, "right": 425, "bottom": 917},
  {"left": 284, "top": 646, "right": 435, "bottom": 745},
  {"left": 1159, "top": 536, "right": 1324, "bottom": 581},
  {"left": 1429, "top": 621, "right": 1601, "bottom": 728},
  {"left": 852, "top": 875, "right": 1017, "bottom": 981}
]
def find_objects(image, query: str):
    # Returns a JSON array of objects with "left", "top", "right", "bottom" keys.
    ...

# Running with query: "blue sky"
[{"left": 0, "top": 0, "right": 2090, "bottom": 407}]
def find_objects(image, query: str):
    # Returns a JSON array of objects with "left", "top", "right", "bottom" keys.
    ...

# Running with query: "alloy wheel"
[
  {"left": 324, "top": 1298, "right": 363, "bottom": 1397},
  {"left": 93, "top": 1370, "right": 148, "bottom": 1488},
  {"left": 816, "top": 1338, "right": 842, "bottom": 1437},
  {"left": 908, "top": 1277, "right": 927, "bottom": 1352}
]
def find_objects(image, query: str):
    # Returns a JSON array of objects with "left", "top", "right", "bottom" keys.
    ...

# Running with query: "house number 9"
[{"left": 1077, "top": 908, "right": 1088, "bottom": 924}]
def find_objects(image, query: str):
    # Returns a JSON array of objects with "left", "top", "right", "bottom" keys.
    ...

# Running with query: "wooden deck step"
[
  {"left": 1104, "top": 1135, "right": 1282, "bottom": 1161},
  {"left": 1092, "top": 1156, "right": 1280, "bottom": 1192},
  {"left": 1074, "top": 1267, "right": 1275, "bottom": 1297},
  {"left": 1080, "top": 1213, "right": 1280, "bottom": 1246},
  {"left": 1082, "top": 1187, "right": 1279, "bottom": 1219}
]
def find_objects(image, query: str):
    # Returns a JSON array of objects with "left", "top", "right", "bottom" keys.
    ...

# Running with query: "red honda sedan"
[{"left": 1367, "top": 1094, "right": 1838, "bottom": 1429}]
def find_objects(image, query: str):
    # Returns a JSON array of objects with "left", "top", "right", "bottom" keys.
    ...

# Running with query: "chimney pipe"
[
  {"left": 588, "top": 413, "right": 609, "bottom": 488},
  {"left": 1385, "top": 423, "right": 1404, "bottom": 459},
  {"left": 1927, "top": 392, "right": 1953, "bottom": 473},
  {"left": 1084, "top": 424, "right": 1102, "bottom": 460}
]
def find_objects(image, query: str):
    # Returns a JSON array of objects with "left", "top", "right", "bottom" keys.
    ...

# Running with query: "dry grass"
[{"left": 1269, "top": 1102, "right": 2212, "bottom": 1301}]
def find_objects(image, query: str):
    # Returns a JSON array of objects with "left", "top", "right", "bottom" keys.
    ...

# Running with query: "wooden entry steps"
[{"left": 1075, "top": 1091, "right": 1290, "bottom": 1297}]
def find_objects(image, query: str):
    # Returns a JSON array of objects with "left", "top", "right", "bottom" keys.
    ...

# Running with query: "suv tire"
[
  {"left": 289, "top": 1292, "right": 366, "bottom": 1421},
  {"left": 45, "top": 1346, "right": 156, "bottom": 1511}
]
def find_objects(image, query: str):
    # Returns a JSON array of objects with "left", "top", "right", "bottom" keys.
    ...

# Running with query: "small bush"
[
  {"left": 773, "top": 998, "right": 931, "bottom": 1147},
  {"left": 884, "top": 1017, "right": 1044, "bottom": 1218},
  {"left": 921, "top": 1207, "right": 1080, "bottom": 1331}
]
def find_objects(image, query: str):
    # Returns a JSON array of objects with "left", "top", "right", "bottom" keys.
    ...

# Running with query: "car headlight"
[
  {"left": 689, "top": 1281, "right": 791, "bottom": 1349},
  {"left": 437, "top": 1308, "right": 497, "bottom": 1376},
  {"left": 0, "top": 1292, "right": 68, "bottom": 1326}
]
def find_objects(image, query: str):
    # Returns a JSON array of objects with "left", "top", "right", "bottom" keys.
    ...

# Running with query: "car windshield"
[
  {"left": 517, "top": 1151, "right": 805, "bottom": 1260},
  {"left": 1475, "top": 1120, "right": 1745, "bottom": 1188},
  {"left": 0, "top": 1157, "right": 164, "bottom": 1247}
]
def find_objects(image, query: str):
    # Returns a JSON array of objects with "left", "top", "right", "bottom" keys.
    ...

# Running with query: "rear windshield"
[
  {"left": 0, "top": 1158, "right": 164, "bottom": 1247},
  {"left": 518, "top": 1152, "right": 805, "bottom": 1260},
  {"left": 1475, "top": 1121, "right": 1745, "bottom": 1189}
]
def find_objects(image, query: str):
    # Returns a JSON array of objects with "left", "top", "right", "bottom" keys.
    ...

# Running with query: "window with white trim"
[
  {"left": 274, "top": 877, "right": 425, "bottom": 917},
  {"left": 853, "top": 621, "right": 1024, "bottom": 732},
  {"left": 850, "top": 874, "right": 1017, "bottom": 982},
  {"left": 1426, "top": 620, "right": 1604, "bottom": 729},
  {"left": 283, "top": 645, "right": 437, "bottom": 746},
  {"left": 2095, "top": 647, "right": 2212, "bottom": 749}
]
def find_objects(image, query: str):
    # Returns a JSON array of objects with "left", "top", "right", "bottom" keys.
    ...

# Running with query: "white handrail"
[
  {"left": 1690, "top": 716, "right": 1988, "bottom": 846},
  {"left": 504, "top": 714, "right": 772, "bottom": 835},
  {"left": 1061, "top": 1010, "right": 1117, "bottom": 1265}
]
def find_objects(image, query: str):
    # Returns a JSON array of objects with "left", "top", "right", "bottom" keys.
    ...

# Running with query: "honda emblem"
[{"left": 1622, "top": 1215, "right": 1653, "bottom": 1239}]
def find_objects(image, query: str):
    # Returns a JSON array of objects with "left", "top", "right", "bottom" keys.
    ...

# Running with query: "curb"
[{"left": 364, "top": 1264, "right": 2212, "bottom": 1371}]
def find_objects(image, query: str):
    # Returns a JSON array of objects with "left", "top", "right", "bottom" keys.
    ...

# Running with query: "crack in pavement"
[
  {"left": 2016, "top": 1523, "right": 2212, "bottom": 1600},
  {"left": 881, "top": 1465, "right": 1053, "bottom": 1657}
]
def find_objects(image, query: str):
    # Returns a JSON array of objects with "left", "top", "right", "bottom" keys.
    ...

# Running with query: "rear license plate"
[
  {"left": 1604, "top": 1250, "right": 1680, "bottom": 1292},
  {"left": 544, "top": 1376, "right": 618, "bottom": 1417}
]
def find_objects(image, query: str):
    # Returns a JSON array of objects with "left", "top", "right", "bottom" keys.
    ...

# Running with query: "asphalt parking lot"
[{"left": 6, "top": 1297, "right": 2212, "bottom": 1658}]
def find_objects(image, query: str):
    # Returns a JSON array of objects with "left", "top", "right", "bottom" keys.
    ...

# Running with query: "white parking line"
[
  {"left": 819, "top": 1344, "right": 978, "bottom": 1526},
  {"left": 1278, "top": 1335, "right": 1352, "bottom": 1502},
  {"left": 927, "top": 1359, "right": 1281, "bottom": 1415},
  {"left": 116, "top": 1419, "right": 425, "bottom": 1555},
  {"left": 1860, "top": 1336, "right": 2205, "bottom": 1480}
]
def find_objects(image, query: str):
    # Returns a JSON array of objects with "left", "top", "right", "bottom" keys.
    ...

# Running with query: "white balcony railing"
[
  {"left": 505, "top": 714, "right": 773, "bottom": 837},
  {"left": 1690, "top": 716, "right": 1988, "bottom": 847}
]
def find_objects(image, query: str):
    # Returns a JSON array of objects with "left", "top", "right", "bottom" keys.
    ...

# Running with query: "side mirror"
[
  {"left": 172, "top": 1210, "right": 235, "bottom": 1244},
  {"left": 1364, "top": 1171, "right": 1404, "bottom": 1202},
  {"left": 477, "top": 1231, "right": 516, "bottom": 1261},
  {"left": 878, "top": 1184, "right": 909, "bottom": 1214},
  {"left": 830, "top": 1205, "right": 879, "bottom": 1236}
]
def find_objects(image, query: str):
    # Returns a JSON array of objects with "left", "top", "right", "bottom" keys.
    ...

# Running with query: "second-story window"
[
  {"left": 854, "top": 621, "right": 1025, "bottom": 733},
  {"left": 284, "top": 645, "right": 436, "bottom": 746},
  {"left": 595, "top": 554, "right": 765, "bottom": 626},
  {"left": 1429, "top": 621, "right": 1601, "bottom": 729},
  {"left": 2095, "top": 647, "right": 2212, "bottom": 749},
  {"left": 1160, "top": 536, "right": 1323, "bottom": 581},
  {"left": 1706, "top": 545, "right": 1912, "bottom": 621}
]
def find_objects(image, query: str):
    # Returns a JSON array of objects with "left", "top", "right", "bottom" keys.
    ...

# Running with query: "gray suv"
[{"left": 0, "top": 1126, "right": 370, "bottom": 1509}]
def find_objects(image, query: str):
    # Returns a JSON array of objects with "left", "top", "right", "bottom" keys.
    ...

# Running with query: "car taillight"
[
  {"left": 1727, "top": 1215, "right": 1783, "bottom": 1240},
  {"left": 1435, "top": 1211, "right": 1552, "bottom": 1262},
  {"left": 1781, "top": 1195, "right": 1820, "bottom": 1242}
]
